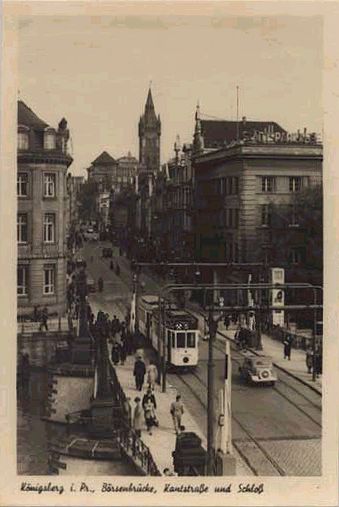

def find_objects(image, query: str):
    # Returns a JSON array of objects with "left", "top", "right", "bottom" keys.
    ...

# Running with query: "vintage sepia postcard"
[{"left": 0, "top": 1, "right": 338, "bottom": 506}]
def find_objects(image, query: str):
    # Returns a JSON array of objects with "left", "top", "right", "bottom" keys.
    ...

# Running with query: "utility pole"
[
  {"left": 207, "top": 309, "right": 217, "bottom": 475},
  {"left": 236, "top": 85, "right": 239, "bottom": 141},
  {"left": 312, "top": 289, "right": 317, "bottom": 382},
  {"left": 161, "top": 300, "right": 166, "bottom": 392}
]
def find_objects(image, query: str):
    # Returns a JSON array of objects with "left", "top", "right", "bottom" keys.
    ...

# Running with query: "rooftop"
[
  {"left": 18, "top": 100, "right": 49, "bottom": 130},
  {"left": 200, "top": 119, "right": 286, "bottom": 149},
  {"left": 91, "top": 151, "right": 116, "bottom": 166}
]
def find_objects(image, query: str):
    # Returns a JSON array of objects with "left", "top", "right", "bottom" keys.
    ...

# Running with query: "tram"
[{"left": 137, "top": 295, "right": 199, "bottom": 369}]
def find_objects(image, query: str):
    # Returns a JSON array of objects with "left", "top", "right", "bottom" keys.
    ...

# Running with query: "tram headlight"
[{"left": 183, "top": 357, "right": 189, "bottom": 364}]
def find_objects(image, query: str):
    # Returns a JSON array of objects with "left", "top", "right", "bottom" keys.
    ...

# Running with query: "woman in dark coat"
[
  {"left": 133, "top": 357, "right": 146, "bottom": 391},
  {"left": 120, "top": 339, "right": 127, "bottom": 365},
  {"left": 283, "top": 334, "right": 293, "bottom": 360},
  {"left": 111, "top": 342, "right": 120, "bottom": 365}
]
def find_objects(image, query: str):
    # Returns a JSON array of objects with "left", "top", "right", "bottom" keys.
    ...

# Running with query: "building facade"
[
  {"left": 17, "top": 101, "right": 73, "bottom": 317},
  {"left": 193, "top": 115, "right": 323, "bottom": 315},
  {"left": 66, "top": 174, "right": 84, "bottom": 233},
  {"left": 86, "top": 151, "right": 118, "bottom": 192}
]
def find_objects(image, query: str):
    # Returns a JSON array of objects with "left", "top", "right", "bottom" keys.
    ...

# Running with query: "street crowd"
[{"left": 84, "top": 306, "right": 186, "bottom": 443}]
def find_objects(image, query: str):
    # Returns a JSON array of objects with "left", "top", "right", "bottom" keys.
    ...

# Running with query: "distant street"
[{"left": 83, "top": 241, "right": 321, "bottom": 476}]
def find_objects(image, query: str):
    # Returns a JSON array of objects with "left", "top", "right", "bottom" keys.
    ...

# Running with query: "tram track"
[
  {"left": 174, "top": 370, "right": 286, "bottom": 476},
  {"left": 212, "top": 336, "right": 322, "bottom": 428}
]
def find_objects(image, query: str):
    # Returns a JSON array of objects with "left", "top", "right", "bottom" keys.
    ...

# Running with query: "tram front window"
[
  {"left": 176, "top": 332, "right": 185, "bottom": 348},
  {"left": 187, "top": 332, "right": 195, "bottom": 348}
]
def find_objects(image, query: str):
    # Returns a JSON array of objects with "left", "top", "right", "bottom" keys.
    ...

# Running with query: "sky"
[{"left": 18, "top": 14, "right": 322, "bottom": 176}]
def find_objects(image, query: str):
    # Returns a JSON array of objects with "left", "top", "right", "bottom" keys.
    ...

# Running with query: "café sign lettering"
[{"left": 242, "top": 128, "right": 318, "bottom": 145}]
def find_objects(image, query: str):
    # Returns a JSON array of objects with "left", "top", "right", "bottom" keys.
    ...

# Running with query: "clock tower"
[{"left": 138, "top": 88, "right": 161, "bottom": 173}]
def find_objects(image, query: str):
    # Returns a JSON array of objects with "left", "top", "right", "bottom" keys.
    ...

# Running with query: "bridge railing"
[{"left": 117, "top": 425, "right": 161, "bottom": 476}]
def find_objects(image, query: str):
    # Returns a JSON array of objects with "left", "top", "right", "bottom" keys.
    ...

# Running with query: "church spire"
[
  {"left": 145, "top": 87, "right": 155, "bottom": 112},
  {"left": 193, "top": 101, "right": 204, "bottom": 154}
]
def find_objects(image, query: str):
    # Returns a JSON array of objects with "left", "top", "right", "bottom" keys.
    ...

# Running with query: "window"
[
  {"left": 17, "top": 265, "right": 28, "bottom": 296},
  {"left": 288, "top": 205, "right": 299, "bottom": 227},
  {"left": 176, "top": 332, "right": 185, "bottom": 348},
  {"left": 17, "top": 172, "right": 28, "bottom": 197},
  {"left": 17, "top": 214, "right": 28, "bottom": 243},
  {"left": 43, "top": 214, "right": 55, "bottom": 243},
  {"left": 18, "top": 132, "right": 29, "bottom": 150},
  {"left": 289, "top": 247, "right": 305, "bottom": 265},
  {"left": 44, "top": 173, "right": 56, "bottom": 198},
  {"left": 43, "top": 265, "right": 55, "bottom": 294},
  {"left": 261, "top": 204, "right": 271, "bottom": 226},
  {"left": 187, "top": 332, "right": 196, "bottom": 348},
  {"left": 232, "top": 176, "right": 239, "bottom": 194},
  {"left": 44, "top": 129, "right": 56, "bottom": 150},
  {"left": 224, "top": 208, "right": 239, "bottom": 228},
  {"left": 289, "top": 177, "right": 301, "bottom": 192},
  {"left": 262, "top": 177, "right": 275, "bottom": 193}
]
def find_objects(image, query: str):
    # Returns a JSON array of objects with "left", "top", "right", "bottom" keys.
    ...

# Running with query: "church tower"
[{"left": 138, "top": 87, "right": 161, "bottom": 173}]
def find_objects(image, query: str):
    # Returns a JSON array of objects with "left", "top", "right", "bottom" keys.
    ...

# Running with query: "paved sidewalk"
[{"left": 113, "top": 353, "right": 206, "bottom": 475}]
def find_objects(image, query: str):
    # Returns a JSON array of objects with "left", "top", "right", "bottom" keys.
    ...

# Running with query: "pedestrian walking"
[
  {"left": 39, "top": 306, "right": 49, "bottom": 331},
  {"left": 111, "top": 341, "right": 120, "bottom": 365},
  {"left": 306, "top": 347, "right": 313, "bottom": 373},
  {"left": 124, "top": 397, "right": 132, "bottom": 427},
  {"left": 133, "top": 356, "right": 146, "bottom": 391},
  {"left": 146, "top": 361, "right": 159, "bottom": 390},
  {"left": 110, "top": 260, "right": 114, "bottom": 271},
  {"left": 314, "top": 346, "right": 322, "bottom": 377},
  {"left": 283, "top": 334, "right": 293, "bottom": 360},
  {"left": 144, "top": 398, "right": 157, "bottom": 435},
  {"left": 224, "top": 314, "right": 230, "bottom": 330},
  {"left": 170, "top": 394, "right": 184, "bottom": 435},
  {"left": 142, "top": 387, "right": 157, "bottom": 410},
  {"left": 98, "top": 277, "right": 104, "bottom": 292},
  {"left": 126, "top": 330, "right": 133, "bottom": 356},
  {"left": 33, "top": 305, "right": 39, "bottom": 322},
  {"left": 133, "top": 397, "right": 143, "bottom": 437},
  {"left": 115, "top": 264, "right": 120, "bottom": 276},
  {"left": 120, "top": 338, "right": 127, "bottom": 365}
]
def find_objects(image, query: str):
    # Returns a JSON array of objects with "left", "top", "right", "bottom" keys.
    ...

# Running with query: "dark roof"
[
  {"left": 18, "top": 100, "right": 49, "bottom": 129},
  {"left": 91, "top": 151, "right": 116, "bottom": 165},
  {"left": 145, "top": 88, "right": 155, "bottom": 111},
  {"left": 201, "top": 119, "right": 286, "bottom": 148}
]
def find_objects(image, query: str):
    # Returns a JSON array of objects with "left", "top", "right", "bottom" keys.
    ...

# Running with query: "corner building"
[{"left": 17, "top": 101, "right": 73, "bottom": 317}]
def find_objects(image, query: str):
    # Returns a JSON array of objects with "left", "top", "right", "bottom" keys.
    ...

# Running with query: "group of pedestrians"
[
  {"left": 133, "top": 387, "right": 159, "bottom": 436},
  {"left": 131, "top": 354, "right": 185, "bottom": 437}
]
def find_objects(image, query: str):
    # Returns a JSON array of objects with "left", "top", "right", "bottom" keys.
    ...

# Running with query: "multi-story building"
[
  {"left": 116, "top": 152, "right": 139, "bottom": 192},
  {"left": 152, "top": 138, "right": 194, "bottom": 260},
  {"left": 17, "top": 100, "right": 73, "bottom": 317},
  {"left": 192, "top": 110, "right": 323, "bottom": 308},
  {"left": 66, "top": 174, "right": 84, "bottom": 232},
  {"left": 86, "top": 151, "right": 118, "bottom": 192}
]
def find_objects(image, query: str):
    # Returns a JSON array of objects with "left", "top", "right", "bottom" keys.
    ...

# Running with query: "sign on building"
[{"left": 270, "top": 268, "right": 285, "bottom": 326}]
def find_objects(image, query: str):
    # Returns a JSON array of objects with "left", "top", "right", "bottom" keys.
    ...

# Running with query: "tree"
[
  {"left": 269, "top": 184, "right": 323, "bottom": 271},
  {"left": 78, "top": 180, "right": 99, "bottom": 223}
]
